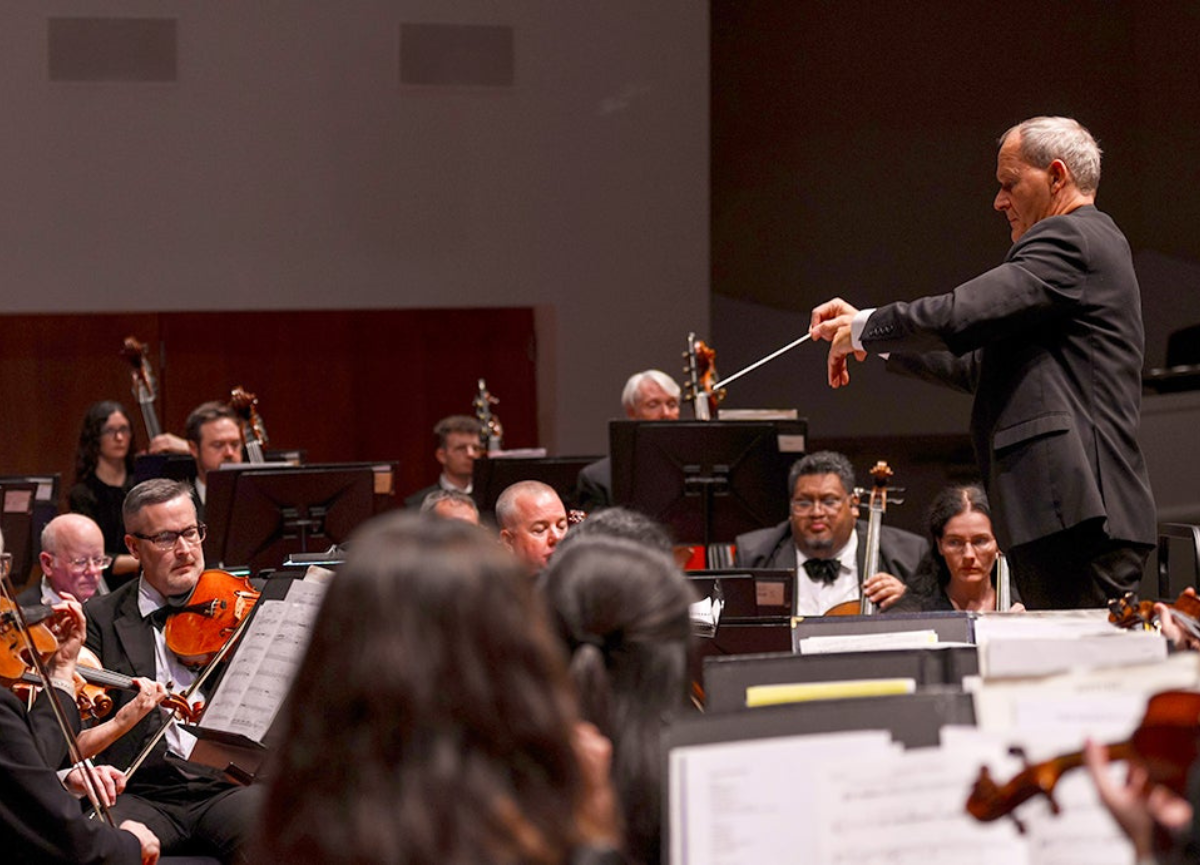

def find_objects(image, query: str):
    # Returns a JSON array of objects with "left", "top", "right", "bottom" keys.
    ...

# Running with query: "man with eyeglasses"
[
  {"left": 734, "top": 451, "right": 928, "bottom": 615},
  {"left": 84, "top": 478, "right": 258, "bottom": 863},
  {"left": 17, "top": 513, "right": 112, "bottom": 605}
]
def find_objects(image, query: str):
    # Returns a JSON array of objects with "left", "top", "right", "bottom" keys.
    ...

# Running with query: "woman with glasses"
[
  {"left": 68, "top": 401, "right": 140, "bottom": 589},
  {"left": 897, "top": 485, "right": 1023, "bottom": 613}
]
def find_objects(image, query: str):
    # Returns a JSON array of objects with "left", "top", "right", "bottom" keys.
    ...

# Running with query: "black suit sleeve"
[{"left": 0, "top": 690, "right": 141, "bottom": 864}]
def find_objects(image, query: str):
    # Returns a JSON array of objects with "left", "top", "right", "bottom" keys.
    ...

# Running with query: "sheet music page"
[
  {"left": 816, "top": 741, "right": 1028, "bottom": 865},
  {"left": 199, "top": 579, "right": 327, "bottom": 742},
  {"left": 669, "top": 730, "right": 896, "bottom": 865},
  {"left": 942, "top": 727, "right": 1135, "bottom": 865},
  {"left": 797, "top": 629, "right": 939, "bottom": 655}
]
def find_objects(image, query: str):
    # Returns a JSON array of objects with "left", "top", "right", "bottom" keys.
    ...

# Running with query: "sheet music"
[
  {"left": 797, "top": 628, "right": 939, "bottom": 654},
  {"left": 669, "top": 731, "right": 897, "bottom": 865},
  {"left": 199, "top": 579, "right": 327, "bottom": 742}
]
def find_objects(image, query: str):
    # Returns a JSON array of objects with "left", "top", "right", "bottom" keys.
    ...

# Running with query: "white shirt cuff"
[{"left": 852, "top": 308, "right": 889, "bottom": 359}]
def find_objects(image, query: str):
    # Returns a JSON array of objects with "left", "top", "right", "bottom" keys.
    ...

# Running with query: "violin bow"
[
  {"left": 120, "top": 595, "right": 259, "bottom": 784},
  {"left": 0, "top": 563, "right": 116, "bottom": 826}
]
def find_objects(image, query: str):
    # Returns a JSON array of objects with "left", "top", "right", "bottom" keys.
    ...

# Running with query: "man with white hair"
[
  {"left": 810, "top": 116, "right": 1155, "bottom": 610},
  {"left": 18, "top": 513, "right": 111, "bottom": 606},
  {"left": 575, "top": 369, "right": 682, "bottom": 512}
]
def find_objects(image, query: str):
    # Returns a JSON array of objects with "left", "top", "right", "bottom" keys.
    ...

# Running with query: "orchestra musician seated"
[
  {"left": 183, "top": 402, "right": 245, "bottom": 521},
  {"left": 538, "top": 536, "right": 695, "bottom": 865},
  {"left": 84, "top": 479, "right": 259, "bottom": 863},
  {"left": 68, "top": 401, "right": 142, "bottom": 587},
  {"left": 251, "top": 513, "right": 622, "bottom": 864},
  {"left": 418, "top": 487, "right": 482, "bottom": 525},
  {"left": 1, "top": 529, "right": 162, "bottom": 864},
  {"left": 890, "top": 485, "right": 1025, "bottom": 613},
  {"left": 19, "top": 513, "right": 113, "bottom": 605},
  {"left": 574, "top": 370, "right": 682, "bottom": 513},
  {"left": 403, "top": 415, "right": 483, "bottom": 509},
  {"left": 733, "top": 451, "right": 927, "bottom": 615},
  {"left": 497, "top": 480, "right": 570, "bottom": 577}
]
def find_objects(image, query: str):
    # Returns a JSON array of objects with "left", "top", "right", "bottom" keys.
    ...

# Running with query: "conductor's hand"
[
  {"left": 863, "top": 572, "right": 907, "bottom": 611},
  {"left": 119, "top": 820, "right": 161, "bottom": 865},
  {"left": 66, "top": 763, "right": 126, "bottom": 806},
  {"left": 1155, "top": 588, "right": 1200, "bottom": 652},
  {"left": 810, "top": 297, "right": 866, "bottom": 388}
]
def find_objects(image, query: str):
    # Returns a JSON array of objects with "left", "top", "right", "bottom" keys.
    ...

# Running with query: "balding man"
[
  {"left": 811, "top": 116, "right": 1155, "bottom": 609},
  {"left": 575, "top": 369, "right": 682, "bottom": 512},
  {"left": 18, "top": 514, "right": 111, "bottom": 606},
  {"left": 497, "top": 481, "right": 568, "bottom": 576}
]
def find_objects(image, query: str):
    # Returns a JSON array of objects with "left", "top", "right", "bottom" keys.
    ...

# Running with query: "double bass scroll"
[{"left": 230, "top": 386, "right": 269, "bottom": 464}]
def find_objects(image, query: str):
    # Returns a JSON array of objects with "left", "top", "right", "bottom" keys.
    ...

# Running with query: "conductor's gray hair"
[{"left": 999, "top": 116, "right": 1102, "bottom": 195}]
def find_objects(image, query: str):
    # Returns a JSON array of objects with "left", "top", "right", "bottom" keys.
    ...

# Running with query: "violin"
[
  {"left": 682, "top": 332, "right": 724, "bottom": 421},
  {"left": 162, "top": 569, "right": 261, "bottom": 668},
  {"left": 473, "top": 378, "right": 504, "bottom": 453},
  {"left": 1, "top": 598, "right": 201, "bottom": 722},
  {"left": 230, "top": 386, "right": 269, "bottom": 464},
  {"left": 966, "top": 689, "right": 1200, "bottom": 832},
  {"left": 824, "top": 461, "right": 894, "bottom": 617},
  {"left": 121, "top": 336, "right": 163, "bottom": 440},
  {"left": 1108, "top": 589, "right": 1200, "bottom": 641}
]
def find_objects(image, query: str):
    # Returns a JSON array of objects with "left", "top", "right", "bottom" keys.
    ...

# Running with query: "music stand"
[
  {"left": 472, "top": 455, "right": 603, "bottom": 514},
  {"left": 0, "top": 477, "right": 53, "bottom": 588},
  {"left": 203, "top": 462, "right": 397, "bottom": 573},
  {"left": 609, "top": 419, "right": 807, "bottom": 547}
]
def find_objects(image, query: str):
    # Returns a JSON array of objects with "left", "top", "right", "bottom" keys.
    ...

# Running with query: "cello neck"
[{"left": 858, "top": 461, "right": 894, "bottom": 616}]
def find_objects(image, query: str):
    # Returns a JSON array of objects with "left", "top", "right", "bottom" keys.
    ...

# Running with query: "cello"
[
  {"left": 120, "top": 336, "right": 163, "bottom": 441},
  {"left": 473, "top": 378, "right": 504, "bottom": 453},
  {"left": 823, "top": 461, "right": 896, "bottom": 616},
  {"left": 682, "top": 332, "right": 723, "bottom": 420}
]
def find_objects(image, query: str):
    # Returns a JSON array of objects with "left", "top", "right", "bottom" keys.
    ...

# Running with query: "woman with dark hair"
[
  {"left": 67, "top": 400, "right": 139, "bottom": 588},
  {"left": 253, "top": 513, "right": 621, "bottom": 865},
  {"left": 897, "top": 485, "right": 1022, "bottom": 612},
  {"left": 538, "top": 536, "right": 695, "bottom": 865}
]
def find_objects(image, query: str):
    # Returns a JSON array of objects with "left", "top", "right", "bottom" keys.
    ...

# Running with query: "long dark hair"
[
  {"left": 538, "top": 536, "right": 694, "bottom": 865},
  {"left": 255, "top": 514, "right": 591, "bottom": 864},
  {"left": 74, "top": 400, "right": 136, "bottom": 484},
  {"left": 927, "top": 485, "right": 993, "bottom": 590}
]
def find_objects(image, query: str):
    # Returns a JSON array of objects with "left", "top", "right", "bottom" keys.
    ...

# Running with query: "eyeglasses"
[
  {"left": 941, "top": 536, "right": 997, "bottom": 554},
  {"left": 100, "top": 425, "right": 132, "bottom": 438},
  {"left": 791, "top": 496, "right": 848, "bottom": 514},
  {"left": 131, "top": 524, "right": 207, "bottom": 550},
  {"left": 55, "top": 554, "right": 113, "bottom": 573}
]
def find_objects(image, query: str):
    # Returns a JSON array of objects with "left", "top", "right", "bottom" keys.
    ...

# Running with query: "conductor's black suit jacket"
[{"left": 865, "top": 206, "right": 1155, "bottom": 551}]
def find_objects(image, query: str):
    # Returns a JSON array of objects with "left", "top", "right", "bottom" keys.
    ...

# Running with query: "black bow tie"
[
  {"left": 146, "top": 606, "right": 172, "bottom": 631},
  {"left": 802, "top": 558, "right": 841, "bottom": 584}
]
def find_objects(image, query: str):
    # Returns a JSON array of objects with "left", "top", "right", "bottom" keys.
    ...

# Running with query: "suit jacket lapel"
[{"left": 113, "top": 589, "right": 156, "bottom": 678}]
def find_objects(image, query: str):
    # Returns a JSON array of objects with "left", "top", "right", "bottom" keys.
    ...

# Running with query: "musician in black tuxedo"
[
  {"left": 85, "top": 478, "right": 258, "bottom": 863},
  {"left": 811, "top": 117, "right": 1155, "bottom": 610},
  {"left": 734, "top": 451, "right": 927, "bottom": 615},
  {"left": 0, "top": 559, "right": 159, "bottom": 865}
]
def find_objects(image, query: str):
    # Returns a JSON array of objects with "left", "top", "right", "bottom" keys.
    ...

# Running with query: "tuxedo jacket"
[
  {"left": 574, "top": 456, "right": 613, "bottom": 513},
  {"left": 84, "top": 579, "right": 232, "bottom": 797},
  {"left": 867, "top": 206, "right": 1155, "bottom": 550},
  {"left": 0, "top": 688, "right": 140, "bottom": 864},
  {"left": 733, "top": 519, "right": 928, "bottom": 587}
]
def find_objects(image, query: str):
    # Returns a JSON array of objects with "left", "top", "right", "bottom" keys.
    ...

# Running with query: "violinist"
[
  {"left": 575, "top": 370, "right": 682, "bottom": 513},
  {"left": 1, "top": 528, "right": 161, "bottom": 863},
  {"left": 18, "top": 513, "right": 112, "bottom": 605},
  {"left": 84, "top": 479, "right": 259, "bottom": 863},
  {"left": 733, "top": 451, "right": 927, "bottom": 615}
]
